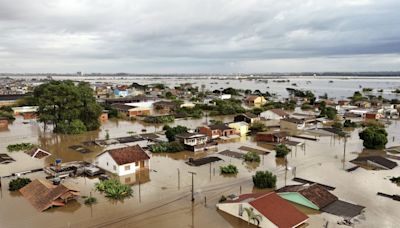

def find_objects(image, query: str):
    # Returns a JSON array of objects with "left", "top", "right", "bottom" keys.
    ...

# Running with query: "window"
[
  {"left": 125, "top": 165, "right": 130, "bottom": 171},
  {"left": 113, "top": 165, "right": 117, "bottom": 171},
  {"left": 125, "top": 177, "right": 131, "bottom": 183},
  {"left": 106, "top": 162, "right": 109, "bottom": 166},
  {"left": 239, "top": 204, "right": 243, "bottom": 216}
]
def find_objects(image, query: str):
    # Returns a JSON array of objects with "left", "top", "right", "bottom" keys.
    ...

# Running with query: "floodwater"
[
  {"left": 1, "top": 115, "right": 400, "bottom": 228},
  {"left": 1, "top": 79, "right": 400, "bottom": 227},
  {"left": 3, "top": 75, "right": 400, "bottom": 100}
]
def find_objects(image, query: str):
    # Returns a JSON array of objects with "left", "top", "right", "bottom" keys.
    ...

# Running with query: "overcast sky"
[{"left": 0, "top": 0, "right": 399, "bottom": 73}]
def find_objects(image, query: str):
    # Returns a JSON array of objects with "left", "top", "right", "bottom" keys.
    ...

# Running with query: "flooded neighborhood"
[
  {"left": 0, "top": 75, "right": 400, "bottom": 228},
  {"left": 1, "top": 1, "right": 400, "bottom": 227}
]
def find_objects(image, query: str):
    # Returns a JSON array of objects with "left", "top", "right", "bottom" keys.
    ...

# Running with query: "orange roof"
[
  {"left": 99, "top": 145, "right": 150, "bottom": 165},
  {"left": 250, "top": 192, "right": 308, "bottom": 228},
  {"left": 225, "top": 192, "right": 308, "bottom": 228}
]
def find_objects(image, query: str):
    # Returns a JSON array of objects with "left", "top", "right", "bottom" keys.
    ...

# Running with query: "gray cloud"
[{"left": 0, "top": 0, "right": 399, "bottom": 73}]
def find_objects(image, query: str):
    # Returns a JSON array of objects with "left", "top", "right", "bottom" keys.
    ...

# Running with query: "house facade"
[
  {"left": 256, "top": 131, "right": 288, "bottom": 143},
  {"left": 228, "top": 122, "right": 249, "bottom": 136},
  {"left": 95, "top": 145, "right": 150, "bottom": 176}
]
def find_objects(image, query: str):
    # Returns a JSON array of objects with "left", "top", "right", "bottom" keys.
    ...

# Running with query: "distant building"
[
  {"left": 260, "top": 109, "right": 289, "bottom": 120},
  {"left": 256, "top": 131, "right": 288, "bottom": 143},
  {"left": 244, "top": 95, "right": 267, "bottom": 106},
  {"left": 114, "top": 86, "right": 129, "bottom": 97},
  {"left": 95, "top": 145, "right": 150, "bottom": 176},
  {"left": 111, "top": 104, "right": 150, "bottom": 117}
]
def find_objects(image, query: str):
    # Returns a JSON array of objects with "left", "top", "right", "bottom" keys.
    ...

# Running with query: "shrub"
[
  {"left": 390, "top": 177, "right": 400, "bottom": 185},
  {"left": 220, "top": 164, "right": 239, "bottom": 174},
  {"left": 9, "top": 178, "right": 31, "bottom": 191},
  {"left": 243, "top": 152, "right": 260, "bottom": 162},
  {"left": 7, "top": 143, "right": 36, "bottom": 152},
  {"left": 0, "top": 110, "right": 15, "bottom": 121},
  {"left": 359, "top": 126, "right": 388, "bottom": 149},
  {"left": 275, "top": 144, "right": 291, "bottom": 158},
  {"left": 252, "top": 171, "right": 277, "bottom": 189},
  {"left": 149, "top": 142, "right": 185, "bottom": 153},
  {"left": 95, "top": 179, "right": 133, "bottom": 200},
  {"left": 343, "top": 120, "right": 358, "bottom": 128},
  {"left": 84, "top": 196, "right": 97, "bottom": 205}
]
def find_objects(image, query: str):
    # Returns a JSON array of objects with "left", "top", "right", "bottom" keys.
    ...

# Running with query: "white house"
[
  {"left": 260, "top": 109, "right": 289, "bottom": 120},
  {"left": 217, "top": 192, "right": 308, "bottom": 228},
  {"left": 219, "top": 94, "right": 232, "bottom": 100},
  {"left": 95, "top": 145, "right": 150, "bottom": 176}
]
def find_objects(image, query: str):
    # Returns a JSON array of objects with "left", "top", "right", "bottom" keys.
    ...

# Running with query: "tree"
[
  {"left": 249, "top": 121, "right": 267, "bottom": 133},
  {"left": 252, "top": 171, "right": 277, "bottom": 188},
  {"left": 243, "top": 207, "right": 262, "bottom": 227},
  {"left": 33, "top": 81, "right": 102, "bottom": 134},
  {"left": 164, "top": 125, "right": 188, "bottom": 142},
  {"left": 359, "top": 126, "right": 388, "bottom": 149},
  {"left": 275, "top": 144, "right": 291, "bottom": 158}
]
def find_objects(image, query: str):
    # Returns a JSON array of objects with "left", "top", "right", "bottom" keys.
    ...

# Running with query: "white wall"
[
  {"left": 117, "top": 162, "right": 137, "bottom": 176},
  {"left": 217, "top": 202, "right": 277, "bottom": 228},
  {"left": 95, "top": 152, "right": 119, "bottom": 174}
]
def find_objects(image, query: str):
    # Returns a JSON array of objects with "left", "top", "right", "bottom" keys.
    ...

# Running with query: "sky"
[{"left": 0, "top": 0, "right": 399, "bottom": 73}]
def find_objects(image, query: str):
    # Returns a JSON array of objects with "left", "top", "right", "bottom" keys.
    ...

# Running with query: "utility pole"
[
  {"left": 188, "top": 171, "right": 196, "bottom": 202},
  {"left": 284, "top": 156, "right": 288, "bottom": 186},
  {"left": 177, "top": 168, "right": 180, "bottom": 190},
  {"left": 138, "top": 179, "right": 141, "bottom": 203}
]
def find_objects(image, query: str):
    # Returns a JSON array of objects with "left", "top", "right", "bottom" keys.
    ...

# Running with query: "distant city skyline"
[{"left": 0, "top": 0, "right": 399, "bottom": 73}]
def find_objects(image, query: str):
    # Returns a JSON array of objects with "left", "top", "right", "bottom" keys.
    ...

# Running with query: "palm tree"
[{"left": 243, "top": 207, "right": 262, "bottom": 227}]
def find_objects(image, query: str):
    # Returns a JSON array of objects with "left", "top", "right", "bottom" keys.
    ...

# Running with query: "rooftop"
[{"left": 99, "top": 145, "right": 150, "bottom": 165}]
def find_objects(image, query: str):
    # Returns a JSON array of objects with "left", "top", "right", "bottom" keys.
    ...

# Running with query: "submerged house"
[
  {"left": 276, "top": 184, "right": 338, "bottom": 210},
  {"left": 256, "top": 131, "right": 289, "bottom": 143},
  {"left": 25, "top": 147, "right": 51, "bottom": 159},
  {"left": 234, "top": 113, "right": 260, "bottom": 124},
  {"left": 217, "top": 192, "right": 308, "bottom": 228},
  {"left": 19, "top": 179, "right": 79, "bottom": 212},
  {"left": 175, "top": 132, "right": 216, "bottom": 152},
  {"left": 0, "top": 153, "right": 15, "bottom": 164},
  {"left": 280, "top": 118, "right": 305, "bottom": 131},
  {"left": 198, "top": 124, "right": 237, "bottom": 139},
  {"left": 95, "top": 145, "right": 150, "bottom": 176},
  {"left": 350, "top": 156, "right": 398, "bottom": 170}
]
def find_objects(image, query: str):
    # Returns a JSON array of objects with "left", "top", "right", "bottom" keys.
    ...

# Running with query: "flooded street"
[{"left": 1, "top": 112, "right": 400, "bottom": 228}]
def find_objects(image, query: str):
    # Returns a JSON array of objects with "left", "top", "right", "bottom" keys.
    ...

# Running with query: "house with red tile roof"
[
  {"left": 95, "top": 145, "right": 150, "bottom": 176},
  {"left": 217, "top": 192, "right": 308, "bottom": 228}
]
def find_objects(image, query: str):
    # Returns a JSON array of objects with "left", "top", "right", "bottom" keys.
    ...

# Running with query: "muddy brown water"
[{"left": 1, "top": 117, "right": 400, "bottom": 227}]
